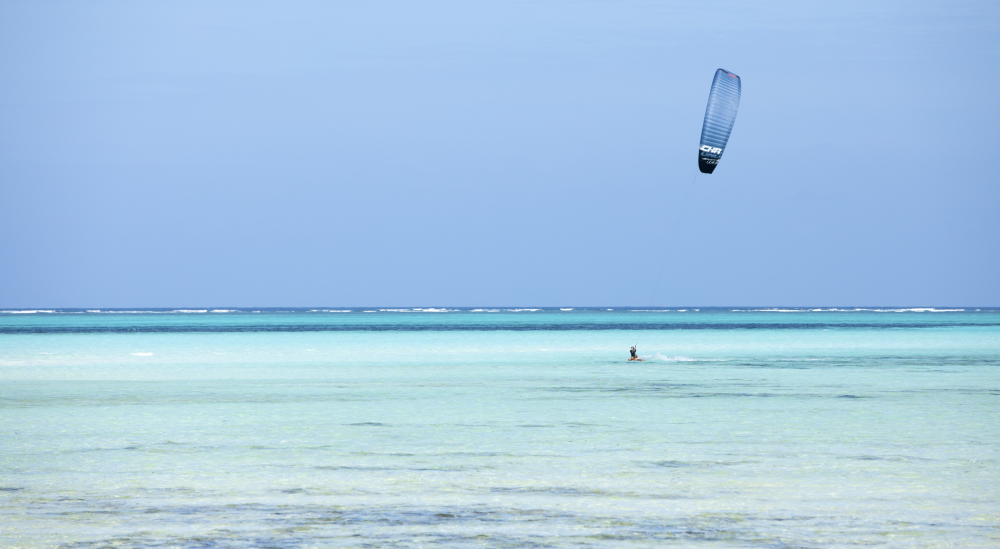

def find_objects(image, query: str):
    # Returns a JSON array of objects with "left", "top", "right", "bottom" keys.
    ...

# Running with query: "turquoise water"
[{"left": 1, "top": 308, "right": 998, "bottom": 548}]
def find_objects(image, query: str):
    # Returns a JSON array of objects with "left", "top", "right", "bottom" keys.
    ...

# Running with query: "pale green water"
[{"left": 1, "top": 308, "right": 998, "bottom": 547}]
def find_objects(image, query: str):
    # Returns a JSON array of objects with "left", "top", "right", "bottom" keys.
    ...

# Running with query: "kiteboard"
[{"left": 628, "top": 357, "right": 644, "bottom": 362}]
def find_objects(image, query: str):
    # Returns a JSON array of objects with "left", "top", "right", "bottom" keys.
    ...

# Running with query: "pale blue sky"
[{"left": 1, "top": 1, "right": 997, "bottom": 307}]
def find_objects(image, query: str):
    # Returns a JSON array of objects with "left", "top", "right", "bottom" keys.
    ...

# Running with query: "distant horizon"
[{"left": 2, "top": 306, "right": 996, "bottom": 312}]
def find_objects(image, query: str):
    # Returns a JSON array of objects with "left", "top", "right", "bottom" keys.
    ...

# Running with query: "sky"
[{"left": 1, "top": 0, "right": 998, "bottom": 308}]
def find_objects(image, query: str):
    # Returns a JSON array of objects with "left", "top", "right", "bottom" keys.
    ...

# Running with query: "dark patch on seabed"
[
  {"left": 844, "top": 454, "right": 931, "bottom": 462},
  {"left": 313, "top": 465, "right": 479, "bottom": 472},
  {"left": 44, "top": 503, "right": 972, "bottom": 548},
  {"left": 647, "top": 460, "right": 748, "bottom": 469},
  {"left": 543, "top": 385, "right": 878, "bottom": 399},
  {"left": 3, "top": 321, "right": 998, "bottom": 334}
]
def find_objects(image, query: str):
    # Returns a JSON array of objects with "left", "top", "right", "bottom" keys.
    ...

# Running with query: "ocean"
[{"left": 1, "top": 308, "right": 998, "bottom": 548}]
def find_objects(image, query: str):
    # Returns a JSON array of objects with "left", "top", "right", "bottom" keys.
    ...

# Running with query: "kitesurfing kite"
[{"left": 698, "top": 69, "right": 741, "bottom": 174}]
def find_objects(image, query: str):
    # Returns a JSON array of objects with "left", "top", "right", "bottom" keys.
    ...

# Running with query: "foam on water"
[
  {"left": 865, "top": 307, "right": 965, "bottom": 312},
  {"left": 737, "top": 307, "right": 968, "bottom": 313},
  {"left": 646, "top": 353, "right": 700, "bottom": 362}
]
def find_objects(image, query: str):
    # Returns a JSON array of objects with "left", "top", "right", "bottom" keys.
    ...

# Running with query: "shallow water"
[{"left": 2, "top": 308, "right": 998, "bottom": 547}]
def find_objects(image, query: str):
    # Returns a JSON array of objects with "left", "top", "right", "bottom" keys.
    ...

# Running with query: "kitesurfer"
[{"left": 630, "top": 346, "right": 638, "bottom": 360}]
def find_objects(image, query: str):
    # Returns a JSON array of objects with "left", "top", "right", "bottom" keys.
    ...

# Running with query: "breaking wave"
[{"left": 737, "top": 308, "right": 966, "bottom": 313}]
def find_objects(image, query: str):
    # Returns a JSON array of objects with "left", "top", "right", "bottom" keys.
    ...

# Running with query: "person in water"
[{"left": 630, "top": 346, "right": 637, "bottom": 359}]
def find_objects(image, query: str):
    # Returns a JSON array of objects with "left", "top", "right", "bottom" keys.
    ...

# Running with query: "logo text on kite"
[{"left": 700, "top": 145, "right": 722, "bottom": 154}]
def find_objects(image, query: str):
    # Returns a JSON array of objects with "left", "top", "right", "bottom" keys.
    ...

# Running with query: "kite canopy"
[{"left": 698, "top": 69, "right": 741, "bottom": 174}]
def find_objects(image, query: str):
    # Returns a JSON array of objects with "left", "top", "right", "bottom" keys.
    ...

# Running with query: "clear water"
[{"left": 1, "top": 308, "right": 998, "bottom": 548}]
